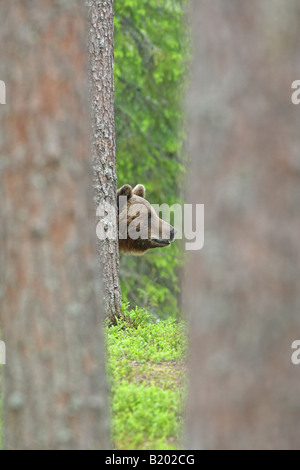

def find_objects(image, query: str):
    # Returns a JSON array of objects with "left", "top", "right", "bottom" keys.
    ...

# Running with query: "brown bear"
[{"left": 117, "top": 184, "right": 176, "bottom": 254}]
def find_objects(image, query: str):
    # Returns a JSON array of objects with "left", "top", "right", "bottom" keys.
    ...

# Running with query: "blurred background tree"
[
  {"left": 0, "top": 0, "right": 110, "bottom": 449},
  {"left": 186, "top": 0, "right": 300, "bottom": 450},
  {"left": 114, "top": 0, "right": 188, "bottom": 318}
]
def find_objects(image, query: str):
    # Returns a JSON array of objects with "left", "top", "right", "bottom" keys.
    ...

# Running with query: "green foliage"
[
  {"left": 114, "top": 0, "right": 188, "bottom": 318},
  {"left": 111, "top": 384, "right": 182, "bottom": 450},
  {"left": 106, "top": 304, "right": 187, "bottom": 449},
  {"left": 107, "top": 303, "right": 187, "bottom": 363}
]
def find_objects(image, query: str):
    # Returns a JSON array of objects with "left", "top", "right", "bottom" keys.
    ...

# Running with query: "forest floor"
[{"left": 106, "top": 305, "right": 187, "bottom": 450}]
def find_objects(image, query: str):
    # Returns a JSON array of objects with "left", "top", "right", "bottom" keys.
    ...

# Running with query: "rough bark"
[
  {"left": 185, "top": 0, "right": 300, "bottom": 450},
  {"left": 87, "top": 0, "right": 122, "bottom": 322},
  {"left": 0, "top": 0, "right": 110, "bottom": 450}
]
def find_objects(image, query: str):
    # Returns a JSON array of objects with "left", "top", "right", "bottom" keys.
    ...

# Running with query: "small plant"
[{"left": 120, "top": 302, "right": 158, "bottom": 328}]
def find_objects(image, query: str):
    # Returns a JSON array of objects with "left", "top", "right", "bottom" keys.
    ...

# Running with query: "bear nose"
[{"left": 170, "top": 226, "right": 177, "bottom": 241}]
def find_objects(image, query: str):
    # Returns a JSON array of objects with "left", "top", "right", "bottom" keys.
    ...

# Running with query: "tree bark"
[
  {"left": 185, "top": 0, "right": 300, "bottom": 450},
  {"left": 87, "top": 0, "right": 122, "bottom": 323},
  {"left": 0, "top": 0, "right": 110, "bottom": 450}
]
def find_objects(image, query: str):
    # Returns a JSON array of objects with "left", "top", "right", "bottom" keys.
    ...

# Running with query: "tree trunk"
[
  {"left": 87, "top": 0, "right": 122, "bottom": 323},
  {"left": 0, "top": 0, "right": 110, "bottom": 450},
  {"left": 185, "top": 0, "right": 300, "bottom": 450}
]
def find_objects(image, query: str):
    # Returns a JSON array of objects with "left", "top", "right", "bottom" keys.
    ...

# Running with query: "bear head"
[{"left": 117, "top": 184, "right": 176, "bottom": 254}]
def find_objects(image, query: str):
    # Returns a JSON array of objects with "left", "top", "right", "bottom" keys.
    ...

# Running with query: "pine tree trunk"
[
  {"left": 87, "top": 0, "right": 122, "bottom": 323},
  {"left": 186, "top": 0, "right": 300, "bottom": 450},
  {"left": 0, "top": 1, "right": 110, "bottom": 450}
]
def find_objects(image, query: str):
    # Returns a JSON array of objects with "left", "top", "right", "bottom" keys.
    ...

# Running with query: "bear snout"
[{"left": 170, "top": 226, "right": 177, "bottom": 241}]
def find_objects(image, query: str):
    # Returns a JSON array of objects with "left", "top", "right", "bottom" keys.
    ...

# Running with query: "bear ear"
[
  {"left": 133, "top": 184, "right": 146, "bottom": 198},
  {"left": 117, "top": 184, "right": 133, "bottom": 204}
]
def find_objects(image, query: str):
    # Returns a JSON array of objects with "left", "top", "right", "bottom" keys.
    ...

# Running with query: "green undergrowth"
[{"left": 105, "top": 304, "right": 187, "bottom": 450}]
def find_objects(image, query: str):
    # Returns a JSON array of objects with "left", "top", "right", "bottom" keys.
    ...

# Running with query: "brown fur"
[{"left": 117, "top": 184, "right": 176, "bottom": 254}]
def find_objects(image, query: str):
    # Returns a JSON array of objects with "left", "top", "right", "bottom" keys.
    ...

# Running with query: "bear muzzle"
[{"left": 151, "top": 226, "right": 177, "bottom": 247}]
